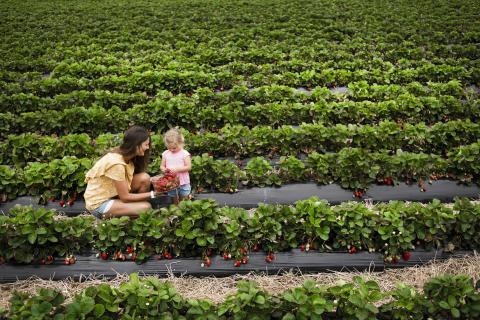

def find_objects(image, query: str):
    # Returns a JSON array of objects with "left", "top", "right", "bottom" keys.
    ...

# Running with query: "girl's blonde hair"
[{"left": 164, "top": 127, "right": 185, "bottom": 148}]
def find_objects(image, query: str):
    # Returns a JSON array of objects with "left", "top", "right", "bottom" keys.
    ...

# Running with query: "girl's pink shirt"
[{"left": 162, "top": 149, "right": 191, "bottom": 185}]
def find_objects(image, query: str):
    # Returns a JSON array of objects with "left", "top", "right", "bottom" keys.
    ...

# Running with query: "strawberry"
[
  {"left": 241, "top": 257, "right": 249, "bottom": 264},
  {"left": 223, "top": 253, "right": 230, "bottom": 260},
  {"left": 240, "top": 247, "right": 247, "bottom": 255},
  {"left": 64, "top": 258, "right": 70, "bottom": 265},
  {"left": 39, "top": 259, "right": 45, "bottom": 265},
  {"left": 206, "top": 248, "right": 213, "bottom": 257},
  {"left": 402, "top": 251, "right": 411, "bottom": 261},
  {"left": 268, "top": 253, "right": 275, "bottom": 261},
  {"left": 299, "top": 244, "right": 305, "bottom": 252},
  {"left": 349, "top": 246, "right": 357, "bottom": 254},
  {"left": 265, "top": 256, "right": 272, "bottom": 263},
  {"left": 166, "top": 253, "right": 173, "bottom": 260},
  {"left": 101, "top": 252, "right": 108, "bottom": 260},
  {"left": 59, "top": 200, "right": 65, "bottom": 207},
  {"left": 47, "top": 255, "right": 53, "bottom": 262},
  {"left": 204, "top": 257, "right": 212, "bottom": 267},
  {"left": 131, "top": 254, "right": 137, "bottom": 261},
  {"left": 0, "top": 256, "right": 4, "bottom": 264},
  {"left": 126, "top": 246, "right": 134, "bottom": 254},
  {"left": 67, "top": 200, "right": 74, "bottom": 206},
  {"left": 392, "top": 256, "right": 400, "bottom": 264},
  {"left": 234, "top": 260, "right": 241, "bottom": 267},
  {"left": 252, "top": 244, "right": 260, "bottom": 252}
]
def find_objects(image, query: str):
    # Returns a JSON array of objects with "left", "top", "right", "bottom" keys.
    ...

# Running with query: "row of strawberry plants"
[
  {"left": 4, "top": 273, "right": 480, "bottom": 320},
  {"left": 0, "top": 80, "right": 473, "bottom": 114},
  {"left": 1, "top": 143, "right": 479, "bottom": 201},
  {"left": 2, "top": 93, "right": 478, "bottom": 138},
  {"left": 2, "top": 120, "right": 479, "bottom": 166},
  {"left": 1, "top": 63, "right": 476, "bottom": 97},
  {"left": 1, "top": 197, "right": 479, "bottom": 266}
]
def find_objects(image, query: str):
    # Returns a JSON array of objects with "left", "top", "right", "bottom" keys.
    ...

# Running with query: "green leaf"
[
  {"left": 28, "top": 232, "right": 37, "bottom": 244},
  {"left": 255, "top": 295, "right": 265, "bottom": 305},
  {"left": 451, "top": 307, "right": 460, "bottom": 318}
]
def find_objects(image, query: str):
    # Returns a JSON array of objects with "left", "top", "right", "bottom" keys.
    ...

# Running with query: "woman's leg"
[
  {"left": 130, "top": 172, "right": 151, "bottom": 193},
  {"left": 104, "top": 172, "right": 152, "bottom": 218},
  {"left": 104, "top": 199, "right": 152, "bottom": 218}
]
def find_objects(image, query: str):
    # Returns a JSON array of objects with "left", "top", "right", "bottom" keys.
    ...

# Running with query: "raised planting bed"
[
  {"left": 1, "top": 179, "right": 478, "bottom": 214},
  {"left": 0, "top": 249, "right": 473, "bottom": 282}
]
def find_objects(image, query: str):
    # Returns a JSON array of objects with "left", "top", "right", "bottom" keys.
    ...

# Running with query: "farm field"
[{"left": 0, "top": 0, "right": 479, "bottom": 318}]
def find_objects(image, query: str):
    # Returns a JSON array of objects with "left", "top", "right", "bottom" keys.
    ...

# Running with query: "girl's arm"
[
  {"left": 169, "top": 155, "right": 192, "bottom": 173},
  {"left": 160, "top": 157, "right": 169, "bottom": 173},
  {"left": 114, "top": 180, "right": 152, "bottom": 202}
]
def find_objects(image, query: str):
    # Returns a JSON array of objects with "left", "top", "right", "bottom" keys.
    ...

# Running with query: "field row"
[
  {"left": 1, "top": 143, "right": 478, "bottom": 200},
  {"left": 2, "top": 198, "right": 479, "bottom": 264},
  {"left": 2, "top": 120, "right": 479, "bottom": 165}
]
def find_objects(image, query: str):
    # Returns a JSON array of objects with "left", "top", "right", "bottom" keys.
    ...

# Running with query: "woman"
[{"left": 84, "top": 126, "right": 154, "bottom": 218}]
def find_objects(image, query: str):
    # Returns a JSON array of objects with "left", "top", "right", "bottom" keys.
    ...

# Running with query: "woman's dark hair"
[{"left": 115, "top": 126, "right": 150, "bottom": 173}]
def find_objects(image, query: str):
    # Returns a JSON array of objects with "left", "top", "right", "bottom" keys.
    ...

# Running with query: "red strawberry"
[
  {"left": 126, "top": 246, "right": 134, "bottom": 254},
  {"left": 64, "top": 258, "right": 70, "bottom": 265},
  {"left": 67, "top": 200, "right": 74, "bottom": 206},
  {"left": 206, "top": 248, "right": 213, "bottom": 257},
  {"left": 101, "top": 252, "right": 108, "bottom": 260},
  {"left": 204, "top": 257, "right": 211, "bottom": 267},
  {"left": 131, "top": 254, "right": 137, "bottom": 261},
  {"left": 47, "top": 255, "right": 53, "bottom": 262},
  {"left": 268, "top": 253, "right": 275, "bottom": 261},
  {"left": 349, "top": 246, "right": 357, "bottom": 254},
  {"left": 241, "top": 257, "right": 249, "bottom": 264},
  {"left": 59, "top": 200, "right": 65, "bottom": 207},
  {"left": 223, "top": 253, "right": 230, "bottom": 260},
  {"left": 252, "top": 244, "right": 260, "bottom": 252},
  {"left": 265, "top": 256, "right": 272, "bottom": 263},
  {"left": 234, "top": 260, "right": 241, "bottom": 267},
  {"left": 299, "top": 244, "right": 305, "bottom": 252},
  {"left": 402, "top": 251, "right": 411, "bottom": 261},
  {"left": 39, "top": 259, "right": 45, "bottom": 265}
]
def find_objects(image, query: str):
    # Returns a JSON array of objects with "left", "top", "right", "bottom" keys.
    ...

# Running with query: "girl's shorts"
[
  {"left": 90, "top": 199, "right": 114, "bottom": 219},
  {"left": 168, "top": 184, "right": 191, "bottom": 197}
]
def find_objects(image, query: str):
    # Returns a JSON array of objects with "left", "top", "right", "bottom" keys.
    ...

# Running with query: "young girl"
[{"left": 160, "top": 127, "right": 192, "bottom": 204}]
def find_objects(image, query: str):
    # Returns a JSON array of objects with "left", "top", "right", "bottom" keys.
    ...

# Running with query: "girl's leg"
[
  {"left": 130, "top": 172, "right": 151, "bottom": 193},
  {"left": 104, "top": 199, "right": 152, "bottom": 218}
]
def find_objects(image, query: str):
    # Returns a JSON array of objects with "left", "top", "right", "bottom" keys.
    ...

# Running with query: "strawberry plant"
[
  {"left": 335, "top": 148, "right": 379, "bottom": 190},
  {"left": 450, "top": 198, "right": 480, "bottom": 249},
  {"left": 379, "top": 284, "right": 425, "bottom": 320},
  {"left": 306, "top": 152, "right": 336, "bottom": 184},
  {"left": 295, "top": 197, "right": 335, "bottom": 251},
  {"left": 218, "top": 280, "right": 279, "bottom": 320},
  {"left": 329, "top": 276, "right": 383, "bottom": 320},
  {"left": 278, "top": 155, "right": 307, "bottom": 182},
  {"left": 5, "top": 206, "right": 59, "bottom": 264},
  {"left": 280, "top": 280, "right": 334, "bottom": 319},
  {"left": 448, "top": 142, "right": 480, "bottom": 183},
  {"left": 94, "top": 216, "right": 131, "bottom": 259},
  {"left": 374, "top": 202, "right": 416, "bottom": 262},
  {"left": 422, "top": 274, "right": 480, "bottom": 319},
  {"left": 115, "top": 274, "right": 186, "bottom": 319},
  {"left": 164, "top": 199, "right": 220, "bottom": 257},
  {"left": 53, "top": 215, "right": 95, "bottom": 258},
  {"left": 9, "top": 288, "right": 65, "bottom": 320},
  {"left": 217, "top": 206, "right": 250, "bottom": 261},
  {"left": 331, "top": 202, "right": 376, "bottom": 252},
  {"left": 244, "top": 156, "right": 281, "bottom": 187},
  {"left": 0, "top": 165, "right": 21, "bottom": 201}
]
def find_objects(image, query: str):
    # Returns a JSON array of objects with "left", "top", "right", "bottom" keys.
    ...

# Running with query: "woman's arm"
[{"left": 114, "top": 180, "right": 151, "bottom": 202}]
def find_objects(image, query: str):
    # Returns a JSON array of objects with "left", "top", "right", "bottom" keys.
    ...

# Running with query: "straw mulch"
[{"left": 0, "top": 255, "right": 478, "bottom": 310}]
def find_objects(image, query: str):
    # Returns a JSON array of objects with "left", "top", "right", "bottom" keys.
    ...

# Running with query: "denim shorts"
[
  {"left": 90, "top": 199, "right": 114, "bottom": 219},
  {"left": 167, "top": 184, "right": 191, "bottom": 197}
]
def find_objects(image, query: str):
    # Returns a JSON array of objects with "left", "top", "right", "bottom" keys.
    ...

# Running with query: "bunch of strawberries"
[{"left": 151, "top": 173, "right": 180, "bottom": 193}]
